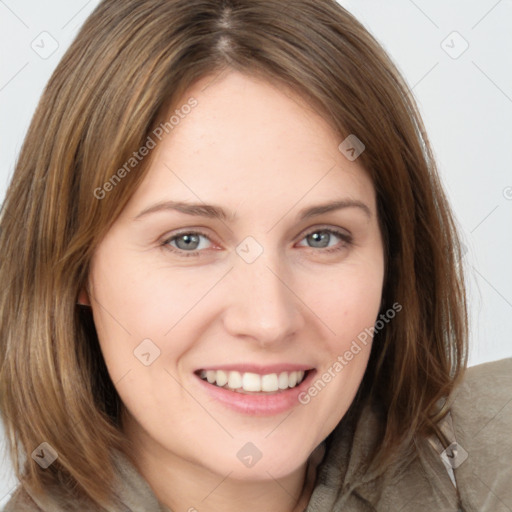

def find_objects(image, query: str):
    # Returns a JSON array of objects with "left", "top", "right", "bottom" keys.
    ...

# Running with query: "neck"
[
  {"left": 145, "top": 457, "right": 311, "bottom": 512},
  {"left": 124, "top": 421, "right": 319, "bottom": 512}
]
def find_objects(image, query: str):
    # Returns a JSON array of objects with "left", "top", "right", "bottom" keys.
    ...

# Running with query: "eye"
[
  {"left": 296, "top": 228, "right": 352, "bottom": 253},
  {"left": 162, "top": 230, "right": 213, "bottom": 257},
  {"left": 162, "top": 227, "right": 352, "bottom": 258}
]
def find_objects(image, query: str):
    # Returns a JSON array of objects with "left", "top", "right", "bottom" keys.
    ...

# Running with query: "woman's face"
[{"left": 84, "top": 70, "right": 385, "bottom": 480}]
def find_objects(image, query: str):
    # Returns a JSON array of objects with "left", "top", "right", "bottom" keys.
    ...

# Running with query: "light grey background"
[{"left": 1, "top": 0, "right": 511, "bottom": 505}]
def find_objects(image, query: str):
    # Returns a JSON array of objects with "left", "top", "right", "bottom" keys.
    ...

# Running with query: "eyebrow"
[{"left": 133, "top": 198, "right": 372, "bottom": 222}]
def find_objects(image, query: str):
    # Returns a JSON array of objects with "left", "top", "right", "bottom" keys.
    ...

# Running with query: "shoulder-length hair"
[{"left": 0, "top": 0, "right": 468, "bottom": 507}]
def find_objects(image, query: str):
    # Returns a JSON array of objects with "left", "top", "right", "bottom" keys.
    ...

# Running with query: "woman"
[{"left": 0, "top": 1, "right": 510, "bottom": 511}]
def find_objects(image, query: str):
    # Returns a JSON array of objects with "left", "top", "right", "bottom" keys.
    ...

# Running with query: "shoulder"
[
  {"left": 450, "top": 358, "right": 512, "bottom": 511},
  {"left": 2, "top": 451, "right": 166, "bottom": 512},
  {"left": 459, "top": 356, "right": 511, "bottom": 389},
  {"left": 1, "top": 482, "right": 100, "bottom": 512},
  {"left": 3, "top": 487, "right": 42, "bottom": 512},
  {"left": 451, "top": 357, "right": 512, "bottom": 430}
]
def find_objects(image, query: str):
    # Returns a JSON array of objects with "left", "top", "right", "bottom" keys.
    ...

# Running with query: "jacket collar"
[{"left": 305, "top": 400, "right": 459, "bottom": 511}]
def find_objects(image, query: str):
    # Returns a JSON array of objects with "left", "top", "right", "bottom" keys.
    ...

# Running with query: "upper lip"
[{"left": 195, "top": 364, "right": 314, "bottom": 375}]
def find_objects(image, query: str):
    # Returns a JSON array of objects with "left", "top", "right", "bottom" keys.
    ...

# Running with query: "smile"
[
  {"left": 194, "top": 365, "right": 316, "bottom": 415},
  {"left": 197, "top": 369, "right": 308, "bottom": 394}
]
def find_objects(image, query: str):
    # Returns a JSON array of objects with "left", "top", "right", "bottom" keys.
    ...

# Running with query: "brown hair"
[{"left": 0, "top": 0, "right": 468, "bottom": 507}]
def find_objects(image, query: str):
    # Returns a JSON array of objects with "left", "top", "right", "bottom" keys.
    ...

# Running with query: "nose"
[{"left": 222, "top": 251, "right": 305, "bottom": 348}]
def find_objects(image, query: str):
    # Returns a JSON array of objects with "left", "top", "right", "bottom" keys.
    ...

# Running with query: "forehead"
[{"left": 123, "top": 71, "right": 376, "bottom": 218}]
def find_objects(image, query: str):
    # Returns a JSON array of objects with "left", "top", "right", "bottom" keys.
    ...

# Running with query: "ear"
[{"left": 77, "top": 286, "right": 91, "bottom": 306}]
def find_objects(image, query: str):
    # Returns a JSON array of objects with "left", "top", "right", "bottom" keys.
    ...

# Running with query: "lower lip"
[{"left": 195, "top": 370, "right": 316, "bottom": 416}]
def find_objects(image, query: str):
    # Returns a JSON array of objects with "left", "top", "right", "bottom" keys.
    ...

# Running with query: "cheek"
[
  {"left": 309, "top": 256, "right": 383, "bottom": 397},
  {"left": 316, "top": 260, "right": 383, "bottom": 338},
  {"left": 298, "top": 271, "right": 382, "bottom": 436},
  {"left": 87, "top": 248, "right": 216, "bottom": 382},
  {"left": 89, "top": 248, "right": 191, "bottom": 335}
]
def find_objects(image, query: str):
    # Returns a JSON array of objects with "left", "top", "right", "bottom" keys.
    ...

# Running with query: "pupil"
[
  {"left": 309, "top": 231, "right": 328, "bottom": 248},
  {"left": 177, "top": 234, "right": 199, "bottom": 250}
]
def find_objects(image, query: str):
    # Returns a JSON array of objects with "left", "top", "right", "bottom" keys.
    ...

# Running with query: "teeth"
[
  {"left": 278, "top": 372, "right": 289, "bottom": 390},
  {"left": 199, "top": 369, "right": 307, "bottom": 392},
  {"left": 242, "top": 372, "right": 261, "bottom": 392},
  {"left": 228, "top": 371, "right": 242, "bottom": 389},
  {"left": 216, "top": 370, "right": 228, "bottom": 387},
  {"left": 261, "top": 373, "right": 278, "bottom": 392}
]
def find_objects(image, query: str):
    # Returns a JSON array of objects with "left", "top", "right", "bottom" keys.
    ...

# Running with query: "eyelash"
[{"left": 161, "top": 227, "right": 353, "bottom": 258}]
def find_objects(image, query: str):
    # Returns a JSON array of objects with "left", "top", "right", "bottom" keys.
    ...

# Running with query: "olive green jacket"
[{"left": 4, "top": 358, "right": 512, "bottom": 511}]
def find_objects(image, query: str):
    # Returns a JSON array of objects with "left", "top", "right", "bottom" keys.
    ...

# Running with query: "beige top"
[{"left": 4, "top": 358, "right": 512, "bottom": 511}]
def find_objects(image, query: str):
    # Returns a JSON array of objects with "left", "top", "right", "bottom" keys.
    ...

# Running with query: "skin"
[{"left": 80, "top": 70, "right": 385, "bottom": 512}]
